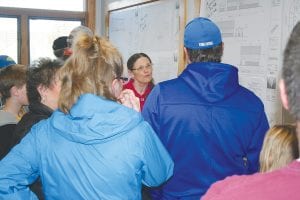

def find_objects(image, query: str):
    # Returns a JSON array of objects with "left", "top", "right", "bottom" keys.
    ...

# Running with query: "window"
[
  {"left": 0, "top": 17, "right": 18, "bottom": 63},
  {"left": 0, "top": 0, "right": 85, "bottom": 11},
  {"left": 30, "top": 19, "right": 81, "bottom": 62},
  {"left": 0, "top": 0, "right": 95, "bottom": 65}
]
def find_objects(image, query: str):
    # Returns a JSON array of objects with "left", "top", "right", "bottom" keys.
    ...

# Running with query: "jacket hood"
[
  {"left": 50, "top": 94, "right": 143, "bottom": 144},
  {"left": 179, "top": 62, "right": 239, "bottom": 102}
]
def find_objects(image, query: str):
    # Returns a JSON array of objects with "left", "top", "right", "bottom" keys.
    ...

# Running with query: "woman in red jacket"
[{"left": 123, "top": 53, "right": 154, "bottom": 110}]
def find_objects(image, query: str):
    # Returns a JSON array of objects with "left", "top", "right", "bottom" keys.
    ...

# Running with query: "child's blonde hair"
[{"left": 259, "top": 124, "right": 299, "bottom": 172}]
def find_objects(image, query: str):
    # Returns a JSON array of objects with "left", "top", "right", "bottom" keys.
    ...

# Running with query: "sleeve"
[
  {"left": 0, "top": 126, "right": 40, "bottom": 200},
  {"left": 247, "top": 109, "right": 269, "bottom": 173},
  {"left": 141, "top": 123, "right": 174, "bottom": 187},
  {"left": 142, "top": 85, "right": 161, "bottom": 134}
]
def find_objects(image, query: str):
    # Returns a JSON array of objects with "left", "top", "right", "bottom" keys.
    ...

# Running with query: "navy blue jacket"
[{"left": 142, "top": 62, "right": 269, "bottom": 199}]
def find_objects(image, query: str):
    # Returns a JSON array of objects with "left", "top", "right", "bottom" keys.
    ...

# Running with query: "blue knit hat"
[{"left": 184, "top": 17, "right": 222, "bottom": 50}]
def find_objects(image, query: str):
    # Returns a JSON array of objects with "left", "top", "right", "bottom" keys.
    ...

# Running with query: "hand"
[{"left": 118, "top": 89, "right": 140, "bottom": 112}]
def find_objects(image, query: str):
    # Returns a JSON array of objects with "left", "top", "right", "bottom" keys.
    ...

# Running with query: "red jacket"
[{"left": 123, "top": 79, "right": 154, "bottom": 110}]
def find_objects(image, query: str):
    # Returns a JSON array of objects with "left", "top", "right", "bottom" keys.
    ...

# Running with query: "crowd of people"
[{"left": 0, "top": 18, "right": 299, "bottom": 200}]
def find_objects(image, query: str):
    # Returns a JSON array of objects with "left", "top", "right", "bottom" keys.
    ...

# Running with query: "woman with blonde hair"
[
  {"left": 0, "top": 33, "right": 173, "bottom": 199},
  {"left": 259, "top": 124, "right": 299, "bottom": 172}
]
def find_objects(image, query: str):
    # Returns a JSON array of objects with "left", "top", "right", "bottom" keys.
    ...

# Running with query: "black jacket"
[
  {"left": 13, "top": 102, "right": 53, "bottom": 200},
  {"left": 0, "top": 124, "right": 16, "bottom": 159},
  {"left": 13, "top": 103, "right": 52, "bottom": 144}
]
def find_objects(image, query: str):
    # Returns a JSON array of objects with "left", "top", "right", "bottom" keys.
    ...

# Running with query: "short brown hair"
[
  {"left": 0, "top": 64, "right": 27, "bottom": 104},
  {"left": 186, "top": 43, "right": 223, "bottom": 63}
]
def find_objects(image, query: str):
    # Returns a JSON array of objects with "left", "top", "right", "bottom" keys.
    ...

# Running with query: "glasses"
[
  {"left": 116, "top": 76, "right": 129, "bottom": 83},
  {"left": 131, "top": 63, "right": 153, "bottom": 72}
]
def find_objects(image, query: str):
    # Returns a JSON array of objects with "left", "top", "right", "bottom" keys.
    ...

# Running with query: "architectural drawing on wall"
[
  {"left": 204, "top": 0, "right": 217, "bottom": 17},
  {"left": 109, "top": 0, "right": 179, "bottom": 83},
  {"left": 199, "top": 0, "right": 300, "bottom": 125},
  {"left": 218, "top": 20, "right": 235, "bottom": 37},
  {"left": 240, "top": 45, "right": 261, "bottom": 67}
]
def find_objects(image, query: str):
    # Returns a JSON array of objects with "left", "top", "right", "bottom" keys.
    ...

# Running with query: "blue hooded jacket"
[
  {"left": 142, "top": 62, "right": 269, "bottom": 199},
  {"left": 0, "top": 94, "right": 174, "bottom": 200}
]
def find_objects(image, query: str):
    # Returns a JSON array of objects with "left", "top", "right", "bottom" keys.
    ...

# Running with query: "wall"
[
  {"left": 199, "top": 0, "right": 298, "bottom": 125},
  {"left": 98, "top": 0, "right": 295, "bottom": 124}
]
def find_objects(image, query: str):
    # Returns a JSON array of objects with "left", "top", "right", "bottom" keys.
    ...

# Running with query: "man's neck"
[{"left": 2, "top": 99, "right": 22, "bottom": 117}]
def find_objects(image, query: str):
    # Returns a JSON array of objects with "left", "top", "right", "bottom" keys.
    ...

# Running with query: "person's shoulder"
[
  {"left": 154, "top": 77, "right": 182, "bottom": 92},
  {"left": 203, "top": 162, "right": 300, "bottom": 200},
  {"left": 14, "top": 111, "right": 48, "bottom": 142},
  {"left": 0, "top": 110, "right": 18, "bottom": 126},
  {"left": 203, "top": 173, "right": 261, "bottom": 199},
  {"left": 0, "top": 123, "right": 16, "bottom": 136},
  {"left": 232, "top": 83, "right": 265, "bottom": 111}
]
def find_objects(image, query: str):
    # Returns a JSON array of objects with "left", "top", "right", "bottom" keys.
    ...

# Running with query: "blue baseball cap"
[
  {"left": 184, "top": 17, "right": 222, "bottom": 50},
  {"left": 0, "top": 55, "right": 16, "bottom": 68}
]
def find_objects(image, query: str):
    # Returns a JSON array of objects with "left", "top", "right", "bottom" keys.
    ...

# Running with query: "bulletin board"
[
  {"left": 199, "top": 0, "right": 300, "bottom": 125},
  {"left": 108, "top": 0, "right": 180, "bottom": 83}
]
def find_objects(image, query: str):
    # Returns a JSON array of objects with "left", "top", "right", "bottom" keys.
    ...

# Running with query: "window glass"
[
  {"left": 29, "top": 19, "right": 81, "bottom": 63},
  {"left": 0, "top": 17, "right": 18, "bottom": 63},
  {"left": 0, "top": 0, "right": 85, "bottom": 11}
]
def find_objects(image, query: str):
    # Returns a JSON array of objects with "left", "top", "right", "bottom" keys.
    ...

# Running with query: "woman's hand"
[{"left": 118, "top": 89, "right": 140, "bottom": 112}]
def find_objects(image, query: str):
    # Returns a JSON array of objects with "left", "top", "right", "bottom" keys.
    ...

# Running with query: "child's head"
[
  {"left": 259, "top": 124, "right": 299, "bottom": 172},
  {"left": 0, "top": 64, "right": 28, "bottom": 107}
]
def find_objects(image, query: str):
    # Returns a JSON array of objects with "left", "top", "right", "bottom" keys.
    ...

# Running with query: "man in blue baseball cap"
[
  {"left": 0, "top": 55, "right": 16, "bottom": 68},
  {"left": 142, "top": 17, "right": 269, "bottom": 199}
]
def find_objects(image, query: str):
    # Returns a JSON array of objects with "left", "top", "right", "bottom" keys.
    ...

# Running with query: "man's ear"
[
  {"left": 184, "top": 47, "right": 191, "bottom": 64},
  {"left": 221, "top": 42, "right": 224, "bottom": 54},
  {"left": 279, "top": 79, "right": 289, "bottom": 110},
  {"left": 10, "top": 85, "right": 25, "bottom": 97},
  {"left": 10, "top": 86, "right": 18, "bottom": 97},
  {"left": 37, "top": 84, "right": 47, "bottom": 96}
]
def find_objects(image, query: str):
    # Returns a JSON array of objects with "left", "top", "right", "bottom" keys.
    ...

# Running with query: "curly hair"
[
  {"left": 27, "top": 58, "right": 63, "bottom": 105},
  {"left": 283, "top": 22, "right": 300, "bottom": 120},
  {"left": 58, "top": 34, "right": 123, "bottom": 113},
  {"left": 186, "top": 43, "right": 223, "bottom": 63},
  {"left": 0, "top": 64, "right": 27, "bottom": 104}
]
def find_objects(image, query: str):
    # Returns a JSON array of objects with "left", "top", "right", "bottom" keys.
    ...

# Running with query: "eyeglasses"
[
  {"left": 116, "top": 76, "right": 129, "bottom": 83},
  {"left": 131, "top": 64, "right": 153, "bottom": 72}
]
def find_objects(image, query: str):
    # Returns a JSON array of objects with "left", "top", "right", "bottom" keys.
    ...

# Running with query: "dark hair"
[
  {"left": 53, "top": 36, "right": 69, "bottom": 60},
  {"left": 283, "top": 22, "right": 300, "bottom": 120},
  {"left": 186, "top": 43, "right": 223, "bottom": 63},
  {"left": 0, "top": 64, "right": 27, "bottom": 104},
  {"left": 127, "top": 53, "right": 152, "bottom": 70},
  {"left": 27, "top": 58, "right": 63, "bottom": 105}
]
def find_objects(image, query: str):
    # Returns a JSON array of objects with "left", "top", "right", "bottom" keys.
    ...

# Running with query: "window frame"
[{"left": 0, "top": 0, "right": 95, "bottom": 65}]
